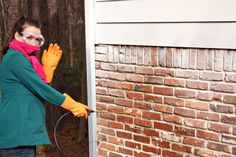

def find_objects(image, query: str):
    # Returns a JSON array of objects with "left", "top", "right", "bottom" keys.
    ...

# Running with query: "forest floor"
[{"left": 36, "top": 123, "right": 89, "bottom": 157}]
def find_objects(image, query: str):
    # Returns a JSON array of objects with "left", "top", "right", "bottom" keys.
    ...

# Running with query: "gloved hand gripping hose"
[{"left": 53, "top": 110, "right": 95, "bottom": 157}]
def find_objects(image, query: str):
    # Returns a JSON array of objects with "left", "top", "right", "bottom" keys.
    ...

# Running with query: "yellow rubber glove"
[
  {"left": 61, "top": 93, "right": 89, "bottom": 119},
  {"left": 42, "top": 43, "right": 62, "bottom": 83}
]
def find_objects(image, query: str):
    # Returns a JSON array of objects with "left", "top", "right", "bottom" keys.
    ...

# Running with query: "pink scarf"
[{"left": 9, "top": 39, "right": 47, "bottom": 83}]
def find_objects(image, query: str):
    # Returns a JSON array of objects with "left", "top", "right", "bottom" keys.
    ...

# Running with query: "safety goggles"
[{"left": 21, "top": 31, "right": 45, "bottom": 47}]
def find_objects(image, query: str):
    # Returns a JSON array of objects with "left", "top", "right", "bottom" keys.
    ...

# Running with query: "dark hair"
[{"left": 1, "top": 16, "right": 41, "bottom": 58}]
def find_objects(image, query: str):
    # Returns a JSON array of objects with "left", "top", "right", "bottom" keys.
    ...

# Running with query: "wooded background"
[{"left": 0, "top": 0, "right": 87, "bottom": 130}]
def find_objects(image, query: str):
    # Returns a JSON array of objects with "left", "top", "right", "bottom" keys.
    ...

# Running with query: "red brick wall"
[{"left": 95, "top": 45, "right": 236, "bottom": 157}]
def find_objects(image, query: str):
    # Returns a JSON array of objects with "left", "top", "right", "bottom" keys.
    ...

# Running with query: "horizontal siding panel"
[
  {"left": 96, "top": 0, "right": 236, "bottom": 23},
  {"left": 95, "top": 23, "right": 236, "bottom": 49}
]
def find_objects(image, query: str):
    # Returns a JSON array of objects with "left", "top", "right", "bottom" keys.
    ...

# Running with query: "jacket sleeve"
[{"left": 8, "top": 53, "right": 65, "bottom": 106}]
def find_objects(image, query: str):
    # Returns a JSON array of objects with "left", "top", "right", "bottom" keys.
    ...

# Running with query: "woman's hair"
[{"left": 2, "top": 16, "right": 41, "bottom": 57}]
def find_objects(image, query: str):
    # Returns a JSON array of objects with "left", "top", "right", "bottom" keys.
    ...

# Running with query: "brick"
[
  {"left": 153, "top": 104, "right": 173, "bottom": 114},
  {"left": 98, "top": 149, "right": 108, "bottom": 156},
  {"left": 164, "top": 97, "right": 185, "bottom": 107},
  {"left": 151, "top": 47, "right": 158, "bottom": 66},
  {"left": 116, "top": 82, "right": 134, "bottom": 90},
  {"left": 135, "top": 84, "right": 152, "bottom": 93},
  {"left": 208, "top": 122, "right": 231, "bottom": 133},
  {"left": 197, "top": 91, "right": 222, "bottom": 102},
  {"left": 134, "top": 134, "right": 150, "bottom": 143},
  {"left": 161, "top": 132, "right": 181, "bottom": 142},
  {"left": 125, "top": 141, "right": 141, "bottom": 149},
  {"left": 100, "top": 127, "right": 115, "bottom": 136},
  {"left": 107, "top": 106, "right": 123, "bottom": 113},
  {"left": 109, "top": 72, "right": 126, "bottom": 81},
  {"left": 166, "top": 48, "right": 173, "bottom": 67},
  {"left": 211, "top": 83, "right": 235, "bottom": 93},
  {"left": 197, "top": 50, "right": 206, "bottom": 70},
  {"left": 145, "top": 76, "right": 163, "bottom": 84},
  {"left": 109, "top": 152, "right": 123, "bottom": 157},
  {"left": 95, "top": 62, "right": 101, "bottom": 69},
  {"left": 233, "top": 50, "right": 236, "bottom": 71},
  {"left": 135, "top": 118, "right": 152, "bottom": 127},
  {"left": 118, "top": 147, "right": 133, "bottom": 156},
  {"left": 210, "top": 104, "right": 233, "bottom": 114},
  {"left": 117, "top": 131, "right": 132, "bottom": 139},
  {"left": 144, "top": 94, "right": 162, "bottom": 103},
  {"left": 154, "top": 122, "right": 173, "bottom": 131},
  {"left": 143, "top": 111, "right": 161, "bottom": 120},
  {"left": 162, "top": 150, "right": 183, "bottom": 157},
  {"left": 233, "top": 147, "right": 236, "bottom": 155},
  {"left": 95, "top": 54, "right": 108, "bottom": 62},
  {"left": 134, "top": 101, "right": 152, "bottom": 110},
  {"left": 101, "top": 63, "right": 117, "bottom": 71},
  {"left": 223, "top": 95, "right": 236, "bottom": 105},
  {"left": 97, "top": 118, "right": 108, "bottom": 126},
  {"left": 127, "top": 91, "right": 144, "bottom": 100},
  {"left": 98, "top": 80, "right": 116, "bottom": 88},
  {"left": 126, "top": 74, "right": 144, "bottom": 83},
  {"left": 174, "top": 126, "right": 195, "bottom": 136},
  {"left": 173, "top": 48, "right": 182, "bottom": 68},
  {"left": 131, "top": 46, "right": 137, "bottom": 64},
  {"left": 172, "top": 143, "right": 192, "bottom": 153},
  {"left": 224, "top": 51, "right": 233, "bottom": 71},
  {"left": 98, "top": 133, "right": 107, "bottom": 141},
  {"left": 197, "top": 130, "right": 221, "bottom": 141},
  {"left": 214, "top": 50, "right": 224, "bottom": 71},
  {"left": 125, "top": 46, "right": 131, "bottom": 64},
  {"left": 117, "top": 115, "right": 133, "bottom": 124},
  {"left": 113, "top": 46, "right": 119, "bottom": 63},
  {"left": 115, "top": 98, "right": 133, "bottom": 107},
  {"left": 185, "top": 119, "right": 207, "bottom": 129},
  {"left": 107, "top": 136, "right": 124, "bottom": 145},
  {"left": 234, "top": 127, "right": 236, "bottom": 135},
  {"left": 134, "top": 151, "right": 151, "bottom": 157},
  {"left": 96, "top": 70, "right": 109, "bottom": 78},
  {"left": 181, "top": 49, "right": 189, "bottom": 69},
  {"left": 119, "top": 46, "right": 126, "bottom": 63},
  {"left": 152, "top": 139, "right": 170, "bottom": 148},
  {"left": 135, "top": 67, "right": 153, "bottom": 75},
  {"left": 137, "top": 47, "right": 144, "bottom": 65},
  {"left": 222, "top": 135, "right": 236, "bottom": 144},
  {"left": 142, "top": 145, "right": 160, "bottom": 154},
  {"left": 154, "top": 86, "right": 173, "bottom": 96},
  {"left": 174, "top": 108, "right": 195, "bottom": 118},
  {"left": 186, "top": 80, "right": 208, "bottom": 90},
  {"left": 125, "top": 124, "right": 142, "bottom": 134},
  {"left": 96, "top": 87, "right": 108, "bottom": 95},
  {"left": 108, "top": 89, "right": 125, "bottom": 98},
  {"left": 206, "top": 50, "right": 214, "bottom": 70},
  {"left": 99, "top": 96, "right": 114, "bottom": 103},
  {"left": 189, "top": 49, "right": 197, "bottom": 69},
  {"left": 197, "top": 111, "right": 220, "bottom": 121},
  {"left": 96, "top": 45, "right": 108, "bottom": 54},
  {"left": 107, "top": 45, "right": 114, "bottom": 62},
  {"left": 108, "top": 121, "right": 124, "bottom": 129},
  {"left": 163, "top": 114, "right": 182, "bottom": 124},
  {"left": 159, "top": 48, "right": 166, "bottom": 67},
  {"left": 154, "top": 69, "right": 174, "bottom": 76},
  {"left": 221, "top": 116, "right": 236, "bottom": 125},
  {"left": 186, "top": 100, "right": 209, "bottom": 111},
  {"left": 124, "top": 108, "right": 142, "bottom": 117},
  {"left": 183, "top": 137, "right": 205, "bottom": 147},
  {"left": 200, "top": 71, "right": 224, "bottom": 81},
  {"left": 96, "top": 103, "right": 107, "bottom": 111},
  {"left": 117, "top": 65, "right": 134, "bottom": 72},
  {"left": 143, "top": 128, "right": 159, "bottom": 137},
  {"left": 207, "top": 142, "right": 230, "bottom": 153},
  {"left": 100, "top": 113, "right": 115, "bottom": 120},
  {"left": 175, "top": 70, "right": 198, "bottom": 79},
  {"left": 194, "top": 149, "right": 218, "bottom": 157},
  {"left": 225, "top": 73, "right": 236, "bottom": 83},
  {"left": 164, "top": 78, "right": 185, "bottom": 87},
  {"left": 175, "top": 89, "right": 196, "bottom": 98},
  {"left": 144, "top": 47, "right": 152, "bottom": 65}
]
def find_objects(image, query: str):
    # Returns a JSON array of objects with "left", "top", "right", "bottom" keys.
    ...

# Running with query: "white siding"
[{"left": 95, "top": 0, "right": 236, "bottom": 49}]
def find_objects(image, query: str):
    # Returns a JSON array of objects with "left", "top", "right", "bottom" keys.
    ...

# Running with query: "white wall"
[{"left": 95, "top": 0, "right": 236, "bottom": 49}]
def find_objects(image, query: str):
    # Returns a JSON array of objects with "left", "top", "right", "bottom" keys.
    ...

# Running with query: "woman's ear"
[{"left": 14, "top": 32, "right": 22, "bottom": 41}]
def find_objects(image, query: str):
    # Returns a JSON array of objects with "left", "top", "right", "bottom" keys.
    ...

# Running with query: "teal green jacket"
[{"left": 0, "top": 49, "right": 66, "bottom": 149}]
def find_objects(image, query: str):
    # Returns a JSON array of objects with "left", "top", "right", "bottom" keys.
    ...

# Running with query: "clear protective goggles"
[{"left": 21, "top": 31, "right": 45, "bottom": 47}]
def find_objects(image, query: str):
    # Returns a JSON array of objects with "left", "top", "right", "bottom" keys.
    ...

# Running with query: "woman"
[{"left": 0, "top": 17, "right": 90, "bottom": 157}]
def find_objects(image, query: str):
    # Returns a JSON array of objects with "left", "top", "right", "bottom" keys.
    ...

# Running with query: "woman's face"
[{"left": 14, "top": 25, "right": 45, "bottom": 47}]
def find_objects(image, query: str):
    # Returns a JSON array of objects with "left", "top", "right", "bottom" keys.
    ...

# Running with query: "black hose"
[{"left": 53, "top": 112, "right": 71, "bottom": 157}]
